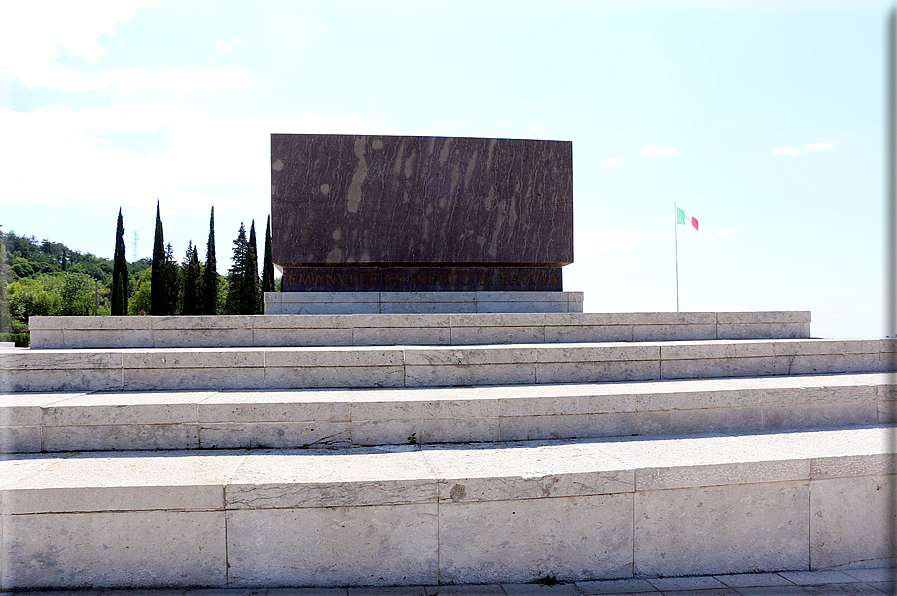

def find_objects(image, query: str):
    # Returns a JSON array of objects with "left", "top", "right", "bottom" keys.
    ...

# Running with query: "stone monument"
[{"left": 268, "top": 134, "right": 579, "bottom": 313}]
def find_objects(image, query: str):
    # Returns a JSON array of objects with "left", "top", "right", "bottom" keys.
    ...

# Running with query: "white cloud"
[
  {"left": 714, "top": 228, "right": 745, "bottom": 236},
  {"left": 217, "top": 38, "right": 245, "bottom": 52},
  {"left": 805, "top": 141, "right": 839, "bottom": 152},
  {"left": 633, "top": 145, "right": 677, "bottom": 158},
  {"left": 0, "top": 1, "right": 251, "bottom": 93},
  {"left": 0, "top": 0, "right": 156, "bottom": 66},
  {"left": 0, "top": 102, "right": 396, "bottom": 214},
  {"left": 15, "top": 64, "right": 254, "bottom": 93},
  {"left": 599, "top": 158, "right": 623, "bottom": 169},
  {"left": 528, "top": 124, "right": 548, "bottom": 132},
  {"left": 774, "top": 146, "right": 800, "bottom": 156}
]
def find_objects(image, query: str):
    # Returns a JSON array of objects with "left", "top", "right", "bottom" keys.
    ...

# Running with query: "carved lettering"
[{"left": 284, "top": 267, "right": 561, "bottom": 292}]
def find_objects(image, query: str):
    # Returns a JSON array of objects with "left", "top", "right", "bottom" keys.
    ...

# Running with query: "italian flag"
[{"left": 676, "top": 207, "right": 699, "bottom": 231}]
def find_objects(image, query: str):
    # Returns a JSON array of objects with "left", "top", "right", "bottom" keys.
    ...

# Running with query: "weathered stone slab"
[
  {"left": 634, "top": 481, "right": 810, "bottom": 577},
  {"left": 225, "top": 448, "right": 436, "bottom": 509},
  {"left": 29, "top": 310, "right": 810, "bottom": 348},
  {"left": 438, "top": 494, "right": 633, "bottom": 584},
  {"left": 810, "top": 475, "right": 897, "bottom": 569},
  {"left": 226, "top": 504, "right": 439, "bottom": 587},
  {"left": 1, "top": 451, "right": 244, "bottom": 514},
  {"left": 2, "top": 510, "right": 227, "bottom": 589}
]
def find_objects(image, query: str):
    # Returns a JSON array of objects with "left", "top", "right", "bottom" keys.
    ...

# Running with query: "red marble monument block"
[{"left": 271, "top": 134, "right": 573, "bottom": 291}]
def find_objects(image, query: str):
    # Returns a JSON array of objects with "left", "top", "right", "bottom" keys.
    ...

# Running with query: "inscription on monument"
[
  {"left": 281, "top": 266, "right": 562, "bottom": 292},
  {"left": 271, "top": 134, "right": 573, "bottom": 291}
]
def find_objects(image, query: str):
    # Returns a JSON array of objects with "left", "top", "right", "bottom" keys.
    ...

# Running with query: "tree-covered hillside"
[{"left": 1, "top": 209, "right": 277, "bottom": 346}]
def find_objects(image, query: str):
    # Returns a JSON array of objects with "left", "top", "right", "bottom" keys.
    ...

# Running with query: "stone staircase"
[{"left": 0, "top": 312, "right": 893, "bottom": 589}]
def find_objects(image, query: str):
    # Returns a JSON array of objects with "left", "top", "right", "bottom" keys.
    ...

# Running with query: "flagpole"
[{"left": 674, "top": 202, "right": 679, "bottom": 312}]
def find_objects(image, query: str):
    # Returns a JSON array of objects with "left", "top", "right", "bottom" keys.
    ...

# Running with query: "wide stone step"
[
  {"left": 0, "top": 337, "right": 888, "bottom": 392},
  {"left": 1, "top": 373, "right": 889, "bottom": 453},
  {"left": 29, "top": 311, "right": 811, "bottom": 349},
  {"left": 1, "top": 425, "right": 891, "bottom": 589}
]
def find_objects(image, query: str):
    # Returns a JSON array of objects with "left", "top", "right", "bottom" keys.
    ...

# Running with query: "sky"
[{"left": 0, "top": 0, "right": 889, "bottom": 338}]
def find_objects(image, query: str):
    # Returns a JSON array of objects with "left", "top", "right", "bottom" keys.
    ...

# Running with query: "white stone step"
[
  {"left": 0, "top": 373, "right": 889, "bottom": 453},
  {"left": 29, "top": 311, "right": 811, "bottom": 349},
  {"left": 0, "top": 337, "right": 888, "bottom": 392},
  {"left": 0, "top": 425, "right": 891, "bottom": 589}
]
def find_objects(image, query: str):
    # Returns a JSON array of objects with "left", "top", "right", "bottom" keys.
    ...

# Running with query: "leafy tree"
[
  {"left": 0, "top": 239, "right": 9, "bottom": 333},
  {"left": 60, "top": 273, "right": 95, "bottom": 315},
  {"left": 128, "top": 257, "right": 151, "bottom": 297},
  {"left": 128, "top": 268, "right": 152, "bottom": 315},
  {"left": 247, "top": 219, "right": 261, "bottom": 314},
  {"left": 11, "top": 257, "right": 34, "bottom": 279},
  {"left": 111, "top": 208, "right": 128, "bottom": 315},
  {"left": 202, "top": 207, "right": 218, "bottom": 315},
  {"left": 8, "top": 277, "right": 62, "bottom": 320},
  {"left": 182, "top": 242, "right": 202, "bottom": 316},
  {"left": 262, "top": 215, "right": 275, "bottom": 298},
  {"left": 150, "top": 201, "right": 164, "bottom": 315}
]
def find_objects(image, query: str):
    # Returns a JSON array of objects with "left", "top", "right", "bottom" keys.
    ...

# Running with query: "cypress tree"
[
  {"left": 262, "top": 215, "right": 275, "bottom": 298},
  {"left": 150, "top": 201, "right": 164, "bottom": 315},
  {"left": 247, "top": 219, "right": 261, "bottom": 314},
  {"left": 182, "top": 241, "right": 201, "bottom": 315},
  {"left": 225, "top": 222, "right": 248, "bottom": 314},
  {"left": 111, "top": 208, "right": 129, "bottom": 316},
  {"left": 160, "top": 242, "right": 181, "bottom": 315},
  {"left": 201, "top": 207, "right": 218, "bottom": 315}
]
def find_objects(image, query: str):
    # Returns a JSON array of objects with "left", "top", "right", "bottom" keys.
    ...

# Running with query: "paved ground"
[{"left": 2, "top": 568, "right": 894, "bottom": 595}]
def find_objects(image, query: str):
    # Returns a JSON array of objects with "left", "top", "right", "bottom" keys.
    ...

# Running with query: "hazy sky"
[{"left": 0, "top": 0, "right": 888, "bottom": 337}]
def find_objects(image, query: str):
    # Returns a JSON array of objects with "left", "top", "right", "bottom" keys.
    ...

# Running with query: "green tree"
[
  {"left": 111, "top": 208, "right": 129, "bottom": 315},
  {"left": 157, "top": 243, "right": 181, "bottom": 316},
  {"left": 202, "top": 206, "right": 218, "bottom": 315},
  {"left": 8, "top": 276, "right": 61, "bottom": 321},
  {"left": 182, "top": 242, "right": 202, "bottom": 316},
  {"left": 150, "top": 201, "right": 164, "bottom": 315},
  {"left": 247, "top": 219, "right": 261, "bottom": 314},
  {"left": 262, "top": 215, "right": 275, "bottom": 298},
  {"left": 128, "top": 268, "right": 152, "bottom": 315},
  {"left": 0, "top": 237, "right": 10, "bottom": 333},
  {"left": 225, "top": 222, "right": 254, "bottom": 315}
]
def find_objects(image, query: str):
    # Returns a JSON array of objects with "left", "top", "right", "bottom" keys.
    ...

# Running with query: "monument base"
[{"left": 264, "top": 290, "right": 583, "bottom": 314}]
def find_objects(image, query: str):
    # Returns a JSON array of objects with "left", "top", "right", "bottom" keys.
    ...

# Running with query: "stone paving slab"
[
  {"left": 0, "top": 338, "right": 887, "bottom": 392},
  {"left": 0, "top": 373, "right": 886, "bottom": 453},
  {"left": 29, "top": 311, "right": 810, "bottom": 349},
  {"left": 0, "top": 427, "right": 892, "bottom": 589},
  {"left": 0, "top": 567, "right": 891, "bottom": 593}
]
